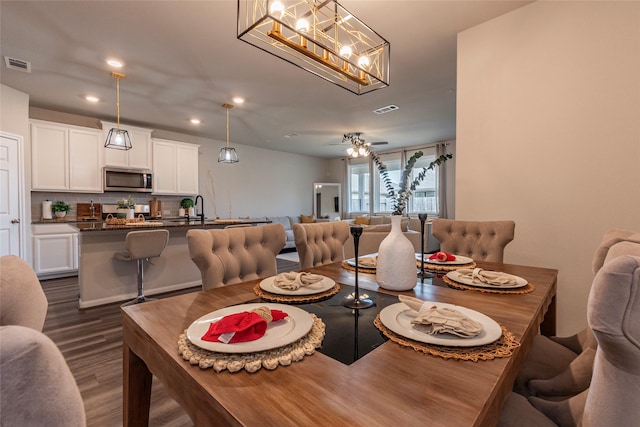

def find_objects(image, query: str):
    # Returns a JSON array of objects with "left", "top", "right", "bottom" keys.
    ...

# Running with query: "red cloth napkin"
[
  {"left": 201, "top": 309, "right": 288, "bottom": 344},
  {"left": 429, "top": 251, "right": 456, "bottom": 262}
]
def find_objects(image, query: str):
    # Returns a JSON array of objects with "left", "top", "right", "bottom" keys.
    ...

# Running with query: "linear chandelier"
[
  {"left": 218, "top": 103, "right": 239, "bottom": 164},
  {"left": 104, "top": 71, "right": 132, "bottom": 150},
  {"left": 237, "top": 0, "right": 390, "bottom": 95}
]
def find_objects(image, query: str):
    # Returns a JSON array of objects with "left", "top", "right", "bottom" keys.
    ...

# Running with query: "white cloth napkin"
[
  {"left": 273, "top": 271, "right": 324, "bottom": 290},
  {"left": 456, "top": 268, "right": 520, "bottom": 287},
  {"left": 357, "top": 256, "right": 377, "bottom": 268},
  {"left": 398, "top": 295, "right": 483, "bottom": 338}
]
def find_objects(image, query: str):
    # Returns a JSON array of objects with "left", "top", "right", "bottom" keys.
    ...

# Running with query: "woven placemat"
[
  {"left": 341, "top": 260, "right": 376, "bottom": 274},
  {"left": 442, "top": 275, "right": 535, "bottom": 294},
  {"left": 418, "top": 261, "right": 477, "bottom": 272},
  {"left": 373, "top": 315, "right": 520, "bottom": 362},
  {"left": 178, "top": 314, "right": 325, "bottom": 373},
  {"left": 253, "top": 283, "right": 340, "bottom": 303}
]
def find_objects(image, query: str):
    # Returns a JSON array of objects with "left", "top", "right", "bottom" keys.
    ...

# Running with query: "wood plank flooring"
[{"left": 41, "top": 257, "right": 300, "bottom": 426}]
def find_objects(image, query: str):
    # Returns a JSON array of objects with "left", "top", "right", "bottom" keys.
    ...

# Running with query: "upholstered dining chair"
[
  {"left": 499, "top": 255, "right": 640, "bottom": 427},
  {"left": 293, "top": 221, "right": 350, "bottom": 269},
  {"left": 0, "top": 255, "right": 48, "bottom": 331},
  {"left": 0, "top": 325, "right": 87, "bottom": 427},
  {"left": 431, "top": 219, "right": 515, "bottom": 263},
  {"left": 187, "top": 223, "right": 286, "bottom": 289},
  {"left": 514, "top": 229, "right": 640, "bottom": 399}
]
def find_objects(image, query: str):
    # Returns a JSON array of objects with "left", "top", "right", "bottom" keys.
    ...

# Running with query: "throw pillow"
[
  {"left": 300, "top": 214, "right": 315, "bottom": 223},
  {"left": 354, "top": 216, "right": 371, "bottom": 226}
]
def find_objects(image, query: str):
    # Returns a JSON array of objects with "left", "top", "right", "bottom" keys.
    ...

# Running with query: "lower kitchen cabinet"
[{"left": 32, "top": 224, "right": 78, "bottom": 277}]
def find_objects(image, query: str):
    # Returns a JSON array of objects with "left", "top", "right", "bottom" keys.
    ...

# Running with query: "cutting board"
[{"left": 77, "top": 203, "right": 101, "bottom": 220}]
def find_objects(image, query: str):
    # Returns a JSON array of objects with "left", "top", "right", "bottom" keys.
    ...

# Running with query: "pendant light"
[
  {"left": 104, "top": 71, "right": 132, "bottom": 150},
  {"left": 218, "top": 103, "right": 239, "bottom": 163}
]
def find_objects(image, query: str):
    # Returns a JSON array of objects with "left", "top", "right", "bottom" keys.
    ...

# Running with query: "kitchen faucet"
[{"left": 195, "top": 195, "right": 204, "bottom": 224}]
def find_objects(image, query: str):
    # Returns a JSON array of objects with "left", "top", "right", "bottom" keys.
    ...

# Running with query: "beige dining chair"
[
  {"left": 431, "top": 219, "right": 515, "bottom": 263},
  {"left": 0, "top": 255, "right": 48, "bottom": 331},
  {"left": 292, "top": 221, "right": 350, "bottom": 269},
  {"left": 187, "top": 223, "right": 286, "bottom": 289},
  {"left": 499, "top": 255, "right": 640, "bottom": 427},
  {"left": 0, "top": 256, "right": 86, "bottom": 426},
  {"left": 514, "top": 229, "right": 640, "bottom": 400}
]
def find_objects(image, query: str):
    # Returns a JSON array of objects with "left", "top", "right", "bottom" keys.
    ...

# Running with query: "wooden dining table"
[{"left": 122, "top": 259, "right": 557, "bottom": 427}]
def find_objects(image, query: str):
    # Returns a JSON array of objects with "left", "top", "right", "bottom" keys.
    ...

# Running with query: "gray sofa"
[{"left": 265, "top": 216, "right": 301, "bottom": 250}]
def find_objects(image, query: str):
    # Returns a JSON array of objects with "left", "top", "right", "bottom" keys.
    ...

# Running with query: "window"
[
  {"left": 346, "top": 145, "right": 446, "bottom": 217},
  {"left": 347, "top": 158, "right": 370, "bottom": 213},
  {"left": 406, "top": 146, "right": 438, "bottom": 214}
]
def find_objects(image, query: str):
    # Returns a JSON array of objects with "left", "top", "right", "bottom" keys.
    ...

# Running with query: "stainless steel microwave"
[{"left": 103, "top": 168, "right": 153, "bottom": 192}]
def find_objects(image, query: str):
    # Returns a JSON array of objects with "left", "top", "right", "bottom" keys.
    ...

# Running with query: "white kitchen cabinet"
[
  {"left": 102, "top": 121, "right": 152, "bottom": 170},
  {"left": 152, "top": 138, "right": 199, "bottom": 195},
  {"left": 32, "top": 224, "right": 78, "bottom": 277},
  {"left": 31, "top": 120, "right": 103, "bottom": 192}
]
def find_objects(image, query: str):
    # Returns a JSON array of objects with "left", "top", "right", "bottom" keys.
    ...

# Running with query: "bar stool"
[{"left": 115, "top": 229, "right": 169, "bottom": 306}]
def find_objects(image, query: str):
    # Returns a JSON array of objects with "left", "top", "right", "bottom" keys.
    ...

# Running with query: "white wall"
[{"left": 457, "top": 1, "right": 640, "bottom": 335}]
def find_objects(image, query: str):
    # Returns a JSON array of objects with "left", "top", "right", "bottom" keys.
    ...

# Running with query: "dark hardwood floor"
[{"left": 41, "top": 257, "right": 300, "bottom": 427}]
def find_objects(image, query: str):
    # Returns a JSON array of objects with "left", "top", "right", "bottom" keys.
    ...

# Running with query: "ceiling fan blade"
[{"left": 368, "top": 141, "right": 388, "bottom": 145}]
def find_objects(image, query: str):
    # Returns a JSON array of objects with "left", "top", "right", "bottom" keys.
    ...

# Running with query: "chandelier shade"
[
  {"left": 218, "top": 103, "right": 240, "bottom": 164},
  {"left": 104, "top": 71, "right": 132, "bottom": 150},
  {"left": 237, "top": 0, "right": 390, "bottom": 95}
]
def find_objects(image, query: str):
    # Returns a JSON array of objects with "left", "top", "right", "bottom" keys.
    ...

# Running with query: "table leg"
[
  {"left": 123, "top": 344, "right": 152, "bottom": 427},
  {"left": 540, "top": 295, "right": 557, "bottom": 337}
]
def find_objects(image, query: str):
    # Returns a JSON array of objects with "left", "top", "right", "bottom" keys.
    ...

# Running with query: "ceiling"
[{"left": 0, "top": 1, "right": 530, "bottom": 158}]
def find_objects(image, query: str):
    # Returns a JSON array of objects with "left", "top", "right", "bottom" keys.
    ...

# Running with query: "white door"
[{"left": 0, "top": 133, "right": 24, "bottom": 257}]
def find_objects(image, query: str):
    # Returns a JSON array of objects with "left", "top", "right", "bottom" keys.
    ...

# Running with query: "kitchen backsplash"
[{"left": 31, "top": 192, "right": 190, "bottom": 222}]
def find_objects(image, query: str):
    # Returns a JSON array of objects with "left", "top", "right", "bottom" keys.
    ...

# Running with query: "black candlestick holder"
[
  {"left": 343, "top": 225, "right": 374, "bottom": 309},
  {"left": 417, "top": 213, "right": 433, "bottom": 280}
]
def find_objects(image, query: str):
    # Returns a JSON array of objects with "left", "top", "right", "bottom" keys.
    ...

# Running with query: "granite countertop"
[{"left": 72, "top": 219, "right": 271, "bottom": 232}]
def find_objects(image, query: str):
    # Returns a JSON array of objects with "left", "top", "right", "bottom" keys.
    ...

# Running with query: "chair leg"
[{"left": 121, "top": 258, "right": 156, "bottom": 306}]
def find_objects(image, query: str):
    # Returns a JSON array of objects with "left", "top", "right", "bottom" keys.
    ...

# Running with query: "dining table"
[{"left": 122, "top": 258, "right": 557, "bottom": 427}]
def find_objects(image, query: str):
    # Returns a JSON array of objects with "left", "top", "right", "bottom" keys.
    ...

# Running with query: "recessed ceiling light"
[
  {"left": 85, "top": 95, "right": 99, "bottom": 103},
  {"left": 106, "top": 58, "right": 124, "bottom": 68},
  {"left": 190, "top": 118, "right": 201, "bottom": 125},
  {"left": 232, "top": 96, "right": 244, "bottom": 104}
]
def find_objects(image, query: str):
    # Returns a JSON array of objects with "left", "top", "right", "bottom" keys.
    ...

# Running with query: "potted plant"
[
  {"left": 51, "top": 201, "right": 71, "bottom": 218},
  {"left": 117, "top": 196, "right": 136, "bottom": 219},
  {"left": 180, "top": 198, "right": 194, "bottom": 217}
]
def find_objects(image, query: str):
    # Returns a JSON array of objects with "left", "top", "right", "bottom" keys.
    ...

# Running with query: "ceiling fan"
[{"left": 329, "top": 132, "right": 388, "bottom": 147}]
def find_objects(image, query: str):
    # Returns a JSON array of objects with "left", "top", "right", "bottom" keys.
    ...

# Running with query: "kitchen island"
[{"left": 74, "top": 219, "right": 270, "bottom": 308}]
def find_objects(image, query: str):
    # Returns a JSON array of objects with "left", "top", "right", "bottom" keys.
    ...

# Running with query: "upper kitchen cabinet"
[
  {"left": 31, "top": 120, "right": 103, "bottom": 192},
  {"left": 152, "top": 138, "right": 199, "bottom": 195},
  {"left": 102, "top": 121, "right": 152, "bottom": 170}
]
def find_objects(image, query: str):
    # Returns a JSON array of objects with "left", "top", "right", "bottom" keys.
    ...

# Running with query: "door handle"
[{"left": 11, "top": 219, "right": 20, "bottom": 224}]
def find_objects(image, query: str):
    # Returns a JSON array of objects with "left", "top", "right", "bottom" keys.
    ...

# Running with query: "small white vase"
[
  {"left": 376, "top": 215, "right": 417, "bottom": 291},
  {"left": 118, "top": 208, "right": 134, "bottom": 219},
  {"left": 54, "top": 211, "right": 67, "bottom": 219},
  {"left": 178, "top": 208, "right": 186, "bottom": 217},
  {"left": 188, "top": 207, "right": 195, "bottom": 217}
]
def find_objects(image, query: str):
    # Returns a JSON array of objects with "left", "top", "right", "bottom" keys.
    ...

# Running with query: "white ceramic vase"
[
  {"left": 376, "top": 215, "right": 417, "bottom": 291},
  {"left": 118, "top": 208, "right": 134, "bottom": 219}
]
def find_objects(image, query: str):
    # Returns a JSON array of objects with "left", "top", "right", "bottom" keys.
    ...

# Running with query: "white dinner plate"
[
  {"left": 379, "top": 302, "right": 502, "bottom": 347},
  {"left": 186, "top": 303, "right": 314, "bottom": 353},
  {"left": 418, "top": 254, "right": 474, "bottom": 265},
  {"left": 259, "top": 274, "right": 336, "bottom": 296},
  {"left": 445, "top": 270, "right": 528, "bottom": 289}
]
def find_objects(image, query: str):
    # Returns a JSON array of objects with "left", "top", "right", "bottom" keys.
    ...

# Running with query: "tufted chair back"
[
  {"left": 0, "top": 255, "right": 48, "bottom": 331},
  {"left": 187, "top": 224, "right": 286, "bottom": 289},
  {"left": 583, "top": 255, "right": 640, "bottom": 426},
  {"left": 431, "top": 219, "right": 515, "bottom": 263},
  {"left": 293, "top": 221, "right": 350, "bottom": 269},
  {"left": 592, "top": 228, "right": 640, "bottom": 274}
]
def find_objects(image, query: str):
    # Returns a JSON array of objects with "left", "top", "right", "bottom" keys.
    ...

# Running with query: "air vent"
[
  {"left": 4, "top": 56, "right": 31, "bottom": 73},
  {"left": 373, "top": 104, "right": 399, "bottom": 115}
]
